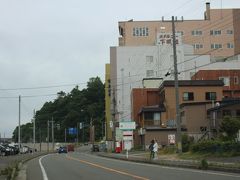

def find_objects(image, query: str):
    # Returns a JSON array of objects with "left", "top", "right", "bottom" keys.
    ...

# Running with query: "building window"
[
  {"left": 211, "top": 44, "right": 222, "bottom": 49},
  {"left": 219, "top": 77, "right": 230, "bottom": 86},
  {"left": 146, "top": 27, "right": 149, "bottom": 36},
  {"left": 183, "top": 92, "right": 194, "bottom": 101},
  {"left": 177, "top": 31, "right": 184, "bottom": 36},
  {"left": 144, "top": 112, "right": 160, "bottom": 126},
  {"left": 154, "top": 113, "right": 160, "bottom": 125},
  {"left": 146, "top": 56, "right": 153, "bottom": 63},
  {"left": 234, "top": 76, "right": 239, "bottom": 85},
  {"left": 227, "top": 30, "right": 233, "bottom": 35},
  {"left": 193, "top": 44, "right": 203, "bottom": 49},
  {"left": 146, "top": 70, "right": 154, "bottom": 77},
  {"left": 227, "top": 43, "right": 234, "bottom": 48},
  {"left": 206, "top": 92, "right": 217, "bottom": 100},
  {"left": 133, "top": 27, "right": 149, "bottom": 37},
  {"left": 210, "top": 30, "right": 221, "bottom": 35},
  {"left": 191, "top": 30, "right": 202, "bottom": 36}
]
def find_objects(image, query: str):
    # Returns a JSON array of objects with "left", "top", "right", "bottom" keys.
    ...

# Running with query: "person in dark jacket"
[{"left": 149, "top": 139, "right": 154, "bottom": 160}]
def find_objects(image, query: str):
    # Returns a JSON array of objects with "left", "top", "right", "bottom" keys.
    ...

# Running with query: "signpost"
[{"left": 119, "top": 121, "right": 136, "bottom": 158}]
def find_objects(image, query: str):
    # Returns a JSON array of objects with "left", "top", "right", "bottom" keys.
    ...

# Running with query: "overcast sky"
[{"left": 0, "top": 0, "right": 239, "bottom": 138}]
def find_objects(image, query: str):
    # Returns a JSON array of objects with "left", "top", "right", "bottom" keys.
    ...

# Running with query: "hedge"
[{"left": 191, "top": 140, "right": 240, "bottom": 153}]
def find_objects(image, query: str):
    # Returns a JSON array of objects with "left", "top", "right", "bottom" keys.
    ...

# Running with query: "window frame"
[
  {"left": 146, "top": 70, "right": 154, "bottom": 77},
  {"left": 183, "top": 92, "right": 194, "bottom": 101},
  {"left": 205, "top": 92, "right": 217, "bottom": 100}
]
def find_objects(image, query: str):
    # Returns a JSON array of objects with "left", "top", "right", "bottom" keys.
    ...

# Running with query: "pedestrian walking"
[
  {"left": 153, "top": 139, "right": 159, "bottom": 160},
  {"left": 149, "top": 139, "right": 154, "bottom": 160}
]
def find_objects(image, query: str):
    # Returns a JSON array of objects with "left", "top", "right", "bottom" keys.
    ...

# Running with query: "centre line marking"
[{"left": 66, "top": 154, "right": 149, "bottom": 180}]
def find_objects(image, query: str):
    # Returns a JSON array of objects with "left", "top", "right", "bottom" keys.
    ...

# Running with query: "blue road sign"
[{"left": 68, "top": 128, "right": 77, "bottom": 135}]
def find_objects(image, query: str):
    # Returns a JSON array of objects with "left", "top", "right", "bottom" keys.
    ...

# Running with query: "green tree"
[
  {"left": 220, "top": 116, "right": 240, "bottom": 140},
  {"left": 12, "top": 77, "right": 105, "bottom": 143}
]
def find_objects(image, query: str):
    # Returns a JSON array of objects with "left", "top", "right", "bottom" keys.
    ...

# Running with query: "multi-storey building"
[
  {"left": 110, "top": 45, "right": 210, "bottom": 123},
  {"left": 192, "top": 69, "right": 240, "bottom": 98},
  {"left": 118, "top": 3, "right": 240, "bottom": 60},
  {"left": 107, "top": 2, "right": 240, "bottom": 148}
]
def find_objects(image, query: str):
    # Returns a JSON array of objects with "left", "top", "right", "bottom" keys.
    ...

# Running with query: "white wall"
[{"left": 113, "top": 44, "right": 210, "bottom": 122}]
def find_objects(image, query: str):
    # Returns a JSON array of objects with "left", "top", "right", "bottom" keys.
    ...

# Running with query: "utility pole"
[
  {"left": 65, "top": 128, "right": 67, "bottom": 143},
  {"left": 51, "top": 118, "right": 54, "bottom": 151},
  {"left": 18, "top": 95, "right": 21, "bottom": 150},
  {"left": 39, "top": 128, "right": 42, "bottom": 152},
  {"left": 82, "top": 122, "right": 84, "bottom": 143},
  {"left": 33, "top": 109, "right": 36, "bottom": 152},
  {"left": 47, "top": 120, "right": 49, "bottom": 152},
  {"left": 172, "top": 16, "right": 182, "bottom": 153},
  {"left": 112, "top": 88, "right": 116, "bottom": 149},
  {"left": 121, "top": 68, "right": 124, "bottom": 121},
  {"left": 76, "top": 123, "right": 79, "bottom": 145}
]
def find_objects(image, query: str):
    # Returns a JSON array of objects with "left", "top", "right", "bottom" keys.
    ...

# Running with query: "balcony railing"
[{"left": 144, "top": 120, "right": 161, "bottom": 127}]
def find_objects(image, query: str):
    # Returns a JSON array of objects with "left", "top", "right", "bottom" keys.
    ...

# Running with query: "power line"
[
  {"left": 178, "top": 53, "right": 240, "bottom": 74},
  {"left": 0, "top": 82, "right": 87, "bottom": 91},
  {"left": 0, "top": 93, "right": 57, "bottom": 99}
]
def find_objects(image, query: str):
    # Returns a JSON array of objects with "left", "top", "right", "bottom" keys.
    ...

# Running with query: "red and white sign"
[
  {"left": 123, "top": 131, "right": 133, "bottom": 136},
  {"left": 168, "top": 134, "right": 175, "bottom": 144}
]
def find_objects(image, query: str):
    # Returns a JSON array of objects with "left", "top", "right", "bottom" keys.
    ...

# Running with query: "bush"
[
  {"left": 182, "top": 134, "right": 194, "bottom": 152},
  {"left": 200, "top": 159, "right": 208, "bottom": 169},
  {"left": 162, "top": 145, "right": 176, "bottom": 154},
  {"left": 191, "top": 140, "right": 240, "bottom": 154}
]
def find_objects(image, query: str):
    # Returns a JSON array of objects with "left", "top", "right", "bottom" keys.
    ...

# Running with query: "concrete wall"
[
  {"left": 118, "top": 6, "right": 237, "bottom": 59},
  {"left": 111, "top": 45, "right": 208, "bottom": 122}
]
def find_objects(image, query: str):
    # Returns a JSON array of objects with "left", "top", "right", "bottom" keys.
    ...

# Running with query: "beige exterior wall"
[
  {"left": 233, "top": 9, "right": 240, "bottom": 55},
  {"left": 181, "top": 103, "right": 212, "bottom": 139},
  {"left": 161, "top": 86, "right": 223, "bottom": 125},
  {"left": 105, "top": 64, "right": 112, "bottom": 140},
  {"left": 119, "top": 7, "right": 238, "bottom": 59}
]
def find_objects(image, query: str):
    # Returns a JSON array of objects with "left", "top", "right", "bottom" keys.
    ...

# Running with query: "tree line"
[{"left": 12, "top": 77, "right": 105, "bottom": 143}]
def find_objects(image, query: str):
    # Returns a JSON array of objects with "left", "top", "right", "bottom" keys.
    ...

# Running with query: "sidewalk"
[
  {"left": 0, "top": 152, "right": 49, "bottom": 180},
  {"left": 98, "top": 151, "right": 240, "bottom": 174}
]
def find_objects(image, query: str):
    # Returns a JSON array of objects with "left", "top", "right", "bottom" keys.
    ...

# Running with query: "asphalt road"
[{"left": 26, "top": 150, "right": 240, "bottom": 180}]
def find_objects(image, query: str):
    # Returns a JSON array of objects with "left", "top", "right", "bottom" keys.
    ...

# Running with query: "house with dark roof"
[
  {"left": 132, "top": 80, "right": 224, "bottom": 148},
  {"left": 207, "top": 98, "right": 240, "bottom": 137}
]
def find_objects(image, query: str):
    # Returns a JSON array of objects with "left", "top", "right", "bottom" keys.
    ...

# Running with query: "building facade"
[
  {"left": 105, "top": 64, "right": 112, "bottom": 140},
  {"left": 159, "top": 80, "right": 224, "bottom": 127},
  {"left": 110, "top": 45, "right": 210, "bottom": 123},
  {"left": 192, "top": 70, "right": 240, "bottom": 98},
  {"left": 118, "top": 3, "right": 240, "bottom": 60}
]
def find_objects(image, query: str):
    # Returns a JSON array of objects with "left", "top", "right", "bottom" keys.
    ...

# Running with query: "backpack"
[{"left": 149, "top": 144, "right": 153, "bottom": 151}]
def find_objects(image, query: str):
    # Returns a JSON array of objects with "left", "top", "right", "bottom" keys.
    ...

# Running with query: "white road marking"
[
  {"left": 79, "top": 153, "right": 240, "bottom": 178},
  {"left": 39, "top": 154, "right": 49, "bottom": 180}
]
